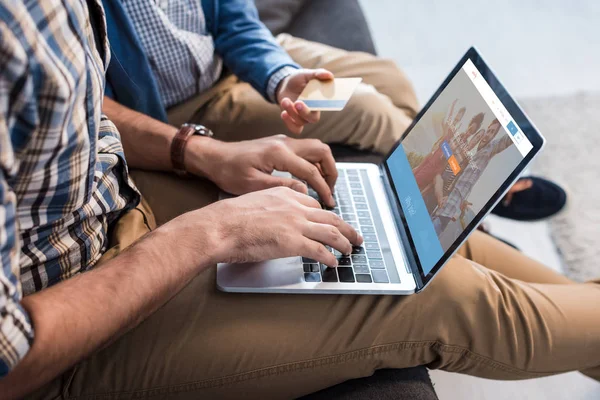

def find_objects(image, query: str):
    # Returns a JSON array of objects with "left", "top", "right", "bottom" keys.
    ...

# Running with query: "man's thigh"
[
  {"left": 57, "top": 249, "right": 600, "bottom": 400},
  {"left": 31, "top": 171, "right": 600, "bottom": 399},
  {"left": 129, "top": 170, "right": 220, "bottom": 226},
  {"left": 187, "top": 35, "right": 418, "bottom": 154}
]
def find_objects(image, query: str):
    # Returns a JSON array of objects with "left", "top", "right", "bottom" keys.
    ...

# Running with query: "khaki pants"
[
  {"left": 31, "top": 171, "right": 600, "bottom": 400},
  {"left": 167, "top": 34, "right": 419, "bottom": 155},
  {"left": 31, "top": 36, "right": 600, "bottom": 399}
]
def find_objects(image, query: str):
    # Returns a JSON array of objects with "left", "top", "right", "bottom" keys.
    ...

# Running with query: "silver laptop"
[{"left": 217, "top": 47, "right": 545, "bottom": 295}]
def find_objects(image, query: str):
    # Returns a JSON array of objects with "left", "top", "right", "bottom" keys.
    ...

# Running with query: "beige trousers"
[
  {"left": 29, "top": 170, "right": 600, "bottom": 400},
  {"left": 167, "top": 34, "right": 419, "bottom": 155},
  {"left": 30, "top": 36, "right": 600, "bottom": 400}
]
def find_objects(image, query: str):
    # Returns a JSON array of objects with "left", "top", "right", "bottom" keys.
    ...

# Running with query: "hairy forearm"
[
  {"left": 0, "top": 213, "right": 218, "bottom": 399},
  {"left": 103, "top": 96, "right": 178, "bottom": 171}
]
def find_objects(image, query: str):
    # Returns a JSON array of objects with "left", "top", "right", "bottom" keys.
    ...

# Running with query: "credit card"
[{"left": 298, "top": 77, "right": 362, "bottom": 111}]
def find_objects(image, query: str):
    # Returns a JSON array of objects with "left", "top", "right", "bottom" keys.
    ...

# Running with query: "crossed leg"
[{"left": 167, "top": 34, "right": 419, "bottom": 155}]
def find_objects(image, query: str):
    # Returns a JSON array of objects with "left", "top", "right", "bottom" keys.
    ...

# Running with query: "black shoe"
[{"left": 491, "top": 177, "right": 567, "bottom": 221}]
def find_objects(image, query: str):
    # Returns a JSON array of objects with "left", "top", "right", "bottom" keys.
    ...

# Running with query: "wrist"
[
  {"left": 158, "top": 207, "right": 223, "bottom": 267},
  {"left": 183, "top": 135, "right": 224, "bottom": 179},
  {"left": 275, "top": 76, "right": 288, "bottom": 105},
  {"left": 269, "top": 66, "right": 298, "bottom": 104}
]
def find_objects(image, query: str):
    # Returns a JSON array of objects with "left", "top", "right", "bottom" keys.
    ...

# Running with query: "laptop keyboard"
[{"left": 302, "top": 168, "right": 394, "bottom": 284}]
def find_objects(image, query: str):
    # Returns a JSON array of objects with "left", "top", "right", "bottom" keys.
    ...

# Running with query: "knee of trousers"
[
  {"left": 374, "top": 58, "right": 420, "bottom": 117},
  {"left": 343, "top": 85, "right": 413, "bottom": 154},
  {"left": 416, "top": 258, "right": 544, "bottom": 375}
]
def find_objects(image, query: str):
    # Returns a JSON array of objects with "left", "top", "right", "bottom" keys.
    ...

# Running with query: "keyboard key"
[
  {"left": 325, "top": 245, "right": 332, "bottom": 253},
  {"left": 357, "top": 211, "right": 370, "bottom": 218},
  {"left": 340, "top": 206, "right": 353, "bottom": 213},
  {"left": 337, "top": 267, "right": 355, "bottom": 282},
  {"left": 337, "top": 169, "right": 345, "bottom": 176},
  {"left": 355, "top": 274, "right": 372, "bottom": 283},
  {"left": 353, "top": 196, "right": 366, "bottom": 203},
  {"left": 367, "top": 250, "right": 383, "bottom": 259},
  {"left": 365, "top": 242, "right": 380, "bottom": 250},
  {"left": 359, "top": 218, "right": 372, "bottom": 226},
  {"left": 347, "top": 169, "right": 358, "bottom": 176},
  {"left": 348, "top": 175, "right": 360, "bottom": 182},
  {"left": 351, "top": 189, "right": 363, "bottom": 196},
  {"left": 351, "top": 246, "right": 365, "bottom": 254},
  {"left": 337, "top": 256, "right": 352, "bottom": 266},
  {"left": 372, "top": 269, "right": 389, "bottom": 283},
  {"left": 349, "top": 182, "right": 362, "bottom": 189},
  {"left": 342, "top": 214, "right": 356, "bottom": 221},
  {"left": 348, "top": 222, "right": 359, "bottom": 229},
  {"left": 303, "top": 263, "right": 319, "bottom": 273},
  {"left": 369, "top": 260, "right": 385, "bottom": 269},
  {"left": 337, "top": 197, "right": 351, "bottom": 205},
  {"left": 321, "top": 264, "right": 338, "bottom": 282},
  {"left": 303, "top": 257, "right": 317, "bottom": 263},
  {"left": 352, "top": 255, "right": 367, "bottom": 264},
  {"left": 355, "top": 203, "right": 369, "bottom": 210},
  {"left": 363, "top": 234, "right": 378, "bottom": 242},
  {"left": 304, "top": 272, "right": 321, "bottom": 282},
  {"left": 333, "top": 249, "right": 343, "bottom": 257},
  {"left": 332, "top": 208, "right": 340, "bottom": 216},
  {"left": 353, "top": 264, "right": 369, "bottom": 274},
  {"left": 360, "top": 226, "right": 375, "bottom": 233}
]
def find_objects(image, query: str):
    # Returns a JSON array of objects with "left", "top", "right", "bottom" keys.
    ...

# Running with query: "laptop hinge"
[{"left": 378, "top": 164, "right": 425, "bottom": 291}]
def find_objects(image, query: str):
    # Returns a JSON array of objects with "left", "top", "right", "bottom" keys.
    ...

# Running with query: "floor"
[{"left": 358, "top": 0, "right": 600, "bottom": 398}]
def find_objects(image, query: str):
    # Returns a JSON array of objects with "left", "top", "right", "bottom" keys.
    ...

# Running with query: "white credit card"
[{"left": 298, "top": 77, "right": 362, "bottom": 111}]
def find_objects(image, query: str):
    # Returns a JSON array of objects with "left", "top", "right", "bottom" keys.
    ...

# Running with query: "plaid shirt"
[
  {"left": 435, "top": 135, "right": 513, "bottom": 219},
  {"left": 124, "top": 0, "right": 295, "bottom": 108},
  {"left": 0, "top": 0, "right": 139, "bottom": 377}
]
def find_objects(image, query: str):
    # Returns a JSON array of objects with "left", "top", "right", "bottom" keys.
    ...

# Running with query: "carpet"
[{"left": 520, "top": 91, "right": 600, "bottom": 282}]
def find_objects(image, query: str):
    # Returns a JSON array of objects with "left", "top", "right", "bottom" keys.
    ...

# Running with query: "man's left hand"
[
  {"left": 277, "top": 68, "right": 334, "bottom": 135},
  {"left": 185, "top": 135, "right": 338, "bottom": 208}
]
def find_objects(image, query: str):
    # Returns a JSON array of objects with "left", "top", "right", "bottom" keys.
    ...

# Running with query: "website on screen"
[{"left": 386, "top": 59, "right": 532, "bottom": 275}]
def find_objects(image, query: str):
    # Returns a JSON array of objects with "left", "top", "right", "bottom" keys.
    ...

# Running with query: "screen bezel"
[{"left": 382, "top": 47, "right": 545, "bottom": 289}]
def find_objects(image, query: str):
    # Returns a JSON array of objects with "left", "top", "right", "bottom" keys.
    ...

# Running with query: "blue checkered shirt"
[
  {"left": 0, "top": 0, "right": 139, "bottom": 377},
  {"left": 435, "top": 135, "right": 513, "bottom": 219},
  {"left": 124, "top": 0, "right": 295, "bottom": 108}
]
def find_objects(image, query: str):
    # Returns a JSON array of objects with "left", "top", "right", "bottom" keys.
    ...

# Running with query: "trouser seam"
[
  {"left": 68, "top": 340, "right": 549, "bottom": 399},
  {"left": 132, "top": 207, "right": 152, "bottom": 232}
]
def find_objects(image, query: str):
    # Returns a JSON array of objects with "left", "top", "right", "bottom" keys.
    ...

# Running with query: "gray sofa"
[{"left": 254, "top": 1, "right": 438, "bottom": 399}]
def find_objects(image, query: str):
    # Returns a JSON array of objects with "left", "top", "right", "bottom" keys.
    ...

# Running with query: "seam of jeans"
[{"left": 67, "top": 340, "right": 550, "bottom": 399}]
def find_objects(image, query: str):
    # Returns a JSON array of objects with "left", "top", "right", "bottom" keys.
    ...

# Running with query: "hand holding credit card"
[{"left": 298, "top": 77, "right": 363, "bottom": 111}]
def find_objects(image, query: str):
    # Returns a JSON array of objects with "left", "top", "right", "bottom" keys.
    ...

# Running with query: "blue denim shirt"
[{"left": 103, "top": 0, "right": 300, "bottom": 122}]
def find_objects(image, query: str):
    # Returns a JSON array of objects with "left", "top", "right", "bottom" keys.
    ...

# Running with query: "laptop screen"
[{"left": 384, "top": 58, "right": 534, "bottom": 278}]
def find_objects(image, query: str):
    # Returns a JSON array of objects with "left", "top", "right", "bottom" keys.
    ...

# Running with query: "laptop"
[{"left": 217, "top": 47, "right": 545, "bottom": 295}]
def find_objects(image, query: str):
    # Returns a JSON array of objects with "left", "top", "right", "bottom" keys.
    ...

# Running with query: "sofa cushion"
[
  {"left": 253, "top": 0, "right": 308, "bottom": 35},
  {"left": 286, "top": 0, "right": 377, "bottom": 55},
  {"left": 299, "top": 367, "right": 438, "bottom": 400}
]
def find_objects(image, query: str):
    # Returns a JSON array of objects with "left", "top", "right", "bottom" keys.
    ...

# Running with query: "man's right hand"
[{"left": 192, "top": 187, "right": 363, "bottom": 267}]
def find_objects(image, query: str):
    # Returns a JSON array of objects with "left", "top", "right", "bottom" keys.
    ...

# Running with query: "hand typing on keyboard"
[
  {"left": 302, "top": 168, "right": 393, "bottom": 284},
  {"left": 205, "top": 186, "right": 362, "bottom": 267},
  {"left": 186, "top": 134, "right": 338, "bottom": 207}
]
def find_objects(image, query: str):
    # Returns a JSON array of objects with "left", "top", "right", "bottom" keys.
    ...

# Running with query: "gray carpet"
[{"left": 521, "top": 91, "right": 600, "bottom": 282}]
